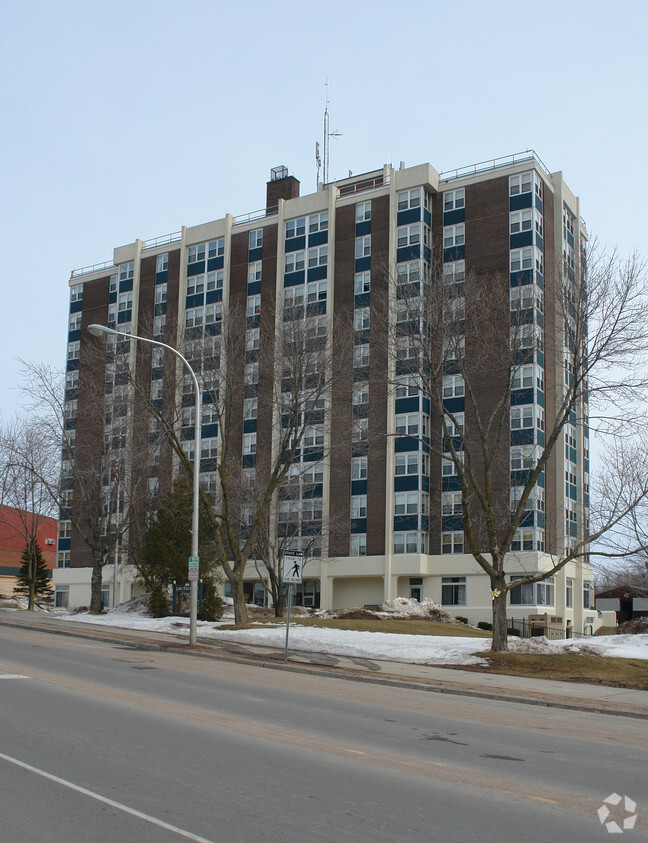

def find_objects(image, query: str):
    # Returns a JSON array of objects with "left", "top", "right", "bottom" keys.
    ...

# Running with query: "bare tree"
[
  {"left": 0, "top": 417, "right": 57, "bottom": 608},
  {"left": 386, "top": 245, "right": 648, "bottom": 650},
  {"left": 107, "top": 299, "right": 349, "bottom": 626},
  {"left": 19, "top": 359, "right": 153, "bottom": 614}
]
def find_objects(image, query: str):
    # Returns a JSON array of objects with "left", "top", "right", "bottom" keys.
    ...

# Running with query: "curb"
[{"left": 2, "top": 616, "right": 647, "bottom": 721}]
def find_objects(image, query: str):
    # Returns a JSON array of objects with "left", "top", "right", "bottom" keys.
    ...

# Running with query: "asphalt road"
[{"left": 1, "top": 625, "right": 646, "bottom": 842}]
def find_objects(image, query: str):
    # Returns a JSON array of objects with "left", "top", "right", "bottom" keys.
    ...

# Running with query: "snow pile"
[
  {"left": 379, "top": 597, "right": 460, "bottom": 623},
  {"left": 114, "top": 594, "right": 150, "bottom": 613},
  {"left": 506, "top": 634, "right": 648, "bottom": 660},
  {"left": 619, "top": 617, "right": 648, "bottom": 635}
]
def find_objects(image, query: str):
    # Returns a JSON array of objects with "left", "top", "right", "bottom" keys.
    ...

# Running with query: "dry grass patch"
[
  {"left": 469, "top": 652, "right": 648, "bottom": 690},
  {"left": 248, "top": 616, "right": 490, "bottom": 637}
]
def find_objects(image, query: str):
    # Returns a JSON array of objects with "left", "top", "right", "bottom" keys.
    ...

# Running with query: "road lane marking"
[{"left": 0, "top": 751, "right": 214, "bottom": 843}]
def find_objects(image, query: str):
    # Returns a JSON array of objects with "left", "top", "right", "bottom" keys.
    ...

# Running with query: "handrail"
[
  {"left": 233, "top": 208, "right": 277, "bottom": 226},
  {"left": 142, "top": 231, "right": 182, "bottom": 250},
  {"left": 70, "top": 260, "right": 114, "bottom": 279},
  {"left": 440, "top": 150, "right": 552, "bottom": 182}
]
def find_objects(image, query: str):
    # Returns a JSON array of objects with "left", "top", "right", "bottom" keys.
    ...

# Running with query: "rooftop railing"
[
  {"left": 440, "top": 150, "right": 552, "bottom": 182},
  {"left": 70, "top": 260, "right": 114, "bottom": 280},
  {"left": 233, "top": 208, "right": 277, "bottom": 226},
  {"left": 142, "top": 231, "right": 182, "bottom": 250}
]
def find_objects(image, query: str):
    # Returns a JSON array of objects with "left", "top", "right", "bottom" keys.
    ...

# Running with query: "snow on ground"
[{"left": 56, "top": 606, "right": 648, "bottom": 666}]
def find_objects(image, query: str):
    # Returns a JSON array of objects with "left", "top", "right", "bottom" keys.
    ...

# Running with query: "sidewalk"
[{"left": 2, "top": 609, "right": 648, "bottom": 719}]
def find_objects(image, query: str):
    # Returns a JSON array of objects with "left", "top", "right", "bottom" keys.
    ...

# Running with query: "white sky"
[{"left": 2, "top": 0, "right": 647, "bottom": 419}]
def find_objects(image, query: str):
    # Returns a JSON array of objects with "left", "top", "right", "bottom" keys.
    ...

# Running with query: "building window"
[
  {"left": 351, "top": 456, "right": 367, "bottom": 480},
  {"left": 352, "top": 381, "right": 369, "bottom": 405},
  {"left": 285, "top": 251, "right": 305, "bottom": 273},
  {"left": 200, "top": 437, "right": 218, "bottom": 459},
  {"left": 397, "top": 260, "right": 422, "bottom": 285},
  {"left": 536, "top": 577, "right": 555, "bottom": 606},
  {"left": 351, "top": 418, "right": 368, "bottom": 443},
  {"left": 566, "top": 578, "right": 574, "bottom": 608},
  {"left": 70, "top": 284, "right": 83, "bottom": 303},
  {"left": 308, "top": 245, "right": 328, "bottom": 267},
  {"left": 442, "top": 375, "right": 464, "bottom": 398},
  {"left": 56, "top": 551, "right": 70, "bottom": 569},
  {"left": 397, "top": 223, "right": 421, "bottom": 248},
  {"left": 583, "top": 581, "right": 594, "bottom": 609},
  {"left": 155, "top": 284, "right": 167, "bottom": 305},
  {"left": 442, "top": 576, "right": 466, "bottom": 605},
  {"left": 350, "top": 533, "right": 366, "bottom": 557},
  {"left": 248, "top": 261, "right": 262, "bottom": 284},
  {"left": 355, "top": 236, "right": 371, "bottom": 259},
  {"left": 307, "top": 279, "right": 327, "bottom": 302},
  {"left": 510, "top": 445, "right": 537, "bottom": 471},
  {"left": 247, "top": 294, "right": 261, "bottom": 317},
  {"left": 69, "top": 313, "right": 82, "bottom": 332},
  {"left": 67, "top": 341, "right": 80, "bottom": 361},
  {"left": 510, "top": 247, "right": 533, "bottom": 273},
  {"left": 117, "top": 292, "right": 133, "bottom": 312},
  {"left": 156, "top": 253, "right": 168, "bottom": 272},
  {"left": 188, "top": 244, "right": 206, "bottom": 264},
  {"left": 442, "top": 491, "right": 462, "bottom": 516},
  {"left": 59, "top": 521, "right": 72, "bottom": 539},
  {"left": 353, "top": 344, "right": 369, "bottom": 368},
  {"left": 243, "top": 398, "right": 257, "bottom": 420},
  {"left": 443, "top": 189, "right": 465, "bottom": 212},
  {"left": 354, "top": 307, "right": 370, "bottom": 332},
  {"left": 308, "top": 212, "right": 328, "bottom": 233},
  {"left": 395, "top": 414, "right": 420, "bottom": 437},
  {"left": 354, "top": 271, "right": 371, "bottom": 294},
  {"left": 509, "top": 209, "right": 533, "bottom": 234},
  {"left": 509, "top": 172, "right": 532, "bottom": 196},
  {"left": 356, "top": 201, "right": 371, "bottom": 222},
  {"left": 442, "top": 533, "right": 464, "bottom": 554},
  {"left": 394, "top": 492, "right": 419, "bottom": 515},
  {"left": 244, "top": 362, "right": 258, "bottom": 384},
  {"left": 393, "top": 532, "right": 419, "bottom": 554},
  {"left": 395, "top": 453, "right": 420, "bottom": 476},
  {"left": 119, "top": 262, "right": 134, "bottom": 281},
  {"left": 242, "top": 432, "right": 257, "bottom": 455},
  {"left": 249, "top": 229, "right": 263, "bottom": 250},
  {"left": 443, "top": 224, "right": 465, "bottom": 249},
  {"left": 397, "top": 188, "right": 421, "bottom": 211},
  {"left": 205, "top": 302, "right": 222, "bottom": 324},
  {"left": 207, "top": 239, "right": 224, "bottom": 259},
  {"left": 286, "top": 217, "right": 306, "bottom": 239},
  {"left": 510, "top": 405, "right": 533, "bottom": 429},
  {"left": 66, "top": 371, "right": 79, "bottom": 391},
  {"left": 55, "top": 585, "right": 69, "bottom": 607},
  {"left": 246, "top": 328, "right": 260, "bottom": 351},
  {"left": 442, "top": 453, "right": 463, "bottom": 476},
  {"left": 351, "top": 495, "right": 367, "bottom": 518}
]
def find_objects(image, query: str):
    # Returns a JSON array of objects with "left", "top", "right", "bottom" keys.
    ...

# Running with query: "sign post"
[{"left": 282, "top": 551, "right": 304, "bottom": 663}]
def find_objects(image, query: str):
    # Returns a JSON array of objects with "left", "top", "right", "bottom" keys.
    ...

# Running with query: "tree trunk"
[
  {"left": 230, "top": 577, "right": 249, "bottom": 626},
  {"left": 491, "top": 582, "right": 509, "bottom": 652},
  {"left": 28, "top": 551, "right": 35, "bottom": 611},
  {"left": 89, "top": 554, "right": 104, "bottom": 614}
]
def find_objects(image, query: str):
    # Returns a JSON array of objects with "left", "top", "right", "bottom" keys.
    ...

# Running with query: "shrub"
[
  {"left": 455, "top": 616, "right": 469, "bottom": 624},
  {"left": 149, "top": 583, "right": 170, "bottom": 618},
  {"left": 477, "top": 621, "right": 493, "bottom": 631},
  {"left": 199, "top": 576, "right": 224, "bottom": 621}
]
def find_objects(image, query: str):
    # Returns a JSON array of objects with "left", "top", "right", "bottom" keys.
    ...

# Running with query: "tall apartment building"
[{"left": 55, "top": 152, "right": 599, "bottom": 634}]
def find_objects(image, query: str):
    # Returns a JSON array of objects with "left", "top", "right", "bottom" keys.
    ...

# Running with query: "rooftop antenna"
[
  {"left": 315, "top": 141, "right": 321, "bottom": 187},
  {"left": 322, "top": 80, "right": 341, "bottom": 185}
]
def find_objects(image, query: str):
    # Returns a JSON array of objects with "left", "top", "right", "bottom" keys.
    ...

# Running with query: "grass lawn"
[
  {"left": 472, "top": 652, "right": 648, "bottom": 690},
  {"left": 221, "top": 616, "right": 491, "bottom": 637}
]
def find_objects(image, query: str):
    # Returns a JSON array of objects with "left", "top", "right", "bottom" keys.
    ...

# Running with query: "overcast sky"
[{"left": 2, "top": 0, "right": 646, "bottom": 419}]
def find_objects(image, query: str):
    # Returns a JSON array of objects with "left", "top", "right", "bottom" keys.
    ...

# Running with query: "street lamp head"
[{"left": 88, "top": 323, "right": 116, "bottom": 338}]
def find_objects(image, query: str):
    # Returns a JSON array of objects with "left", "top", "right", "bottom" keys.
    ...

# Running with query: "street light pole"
[{"left": 88, "top": 323, "right": 201, "bottom": 646}]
